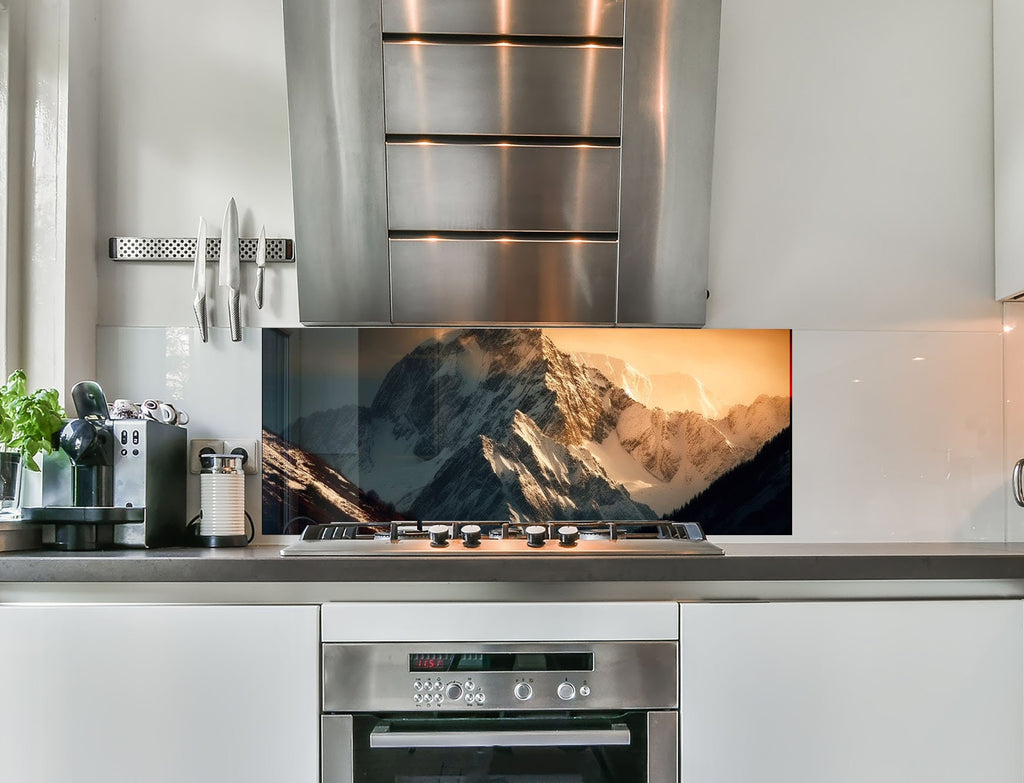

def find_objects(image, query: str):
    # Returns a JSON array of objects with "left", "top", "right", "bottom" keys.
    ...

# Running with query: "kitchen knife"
[
  {"left": 254, "top": 224, "right": 266, "bottom": 310},
  {"left": 192, "top": 216, "right": 209, "bottom": 342},
  {"left": 219, "top": 197, "right": 241, "bottom": 342}
]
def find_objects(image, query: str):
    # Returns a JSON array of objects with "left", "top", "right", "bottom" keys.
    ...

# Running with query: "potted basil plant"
[{"left": 0, "top": 370, "right": 65, "bottom": 515}]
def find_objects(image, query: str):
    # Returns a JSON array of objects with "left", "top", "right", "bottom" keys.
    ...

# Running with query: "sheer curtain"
[
  {"left": 0, "top": 1, "right": 12, "bottom": 379},
  {"left": 0, "top": 0, "right": 100, "bottom": 400}
]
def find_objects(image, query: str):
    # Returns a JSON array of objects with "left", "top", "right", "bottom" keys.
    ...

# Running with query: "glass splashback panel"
[{"left": 262, "top": 328, "right": 792, "bottom": 535}]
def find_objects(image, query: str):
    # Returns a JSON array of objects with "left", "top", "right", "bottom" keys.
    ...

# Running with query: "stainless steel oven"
[{"left": 321, "top": 641, "right": 678, "bottom": 782}]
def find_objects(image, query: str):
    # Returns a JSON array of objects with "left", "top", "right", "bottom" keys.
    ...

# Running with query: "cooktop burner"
[{"left": 280, "top": 520, "right": 723, "bottom": 557}]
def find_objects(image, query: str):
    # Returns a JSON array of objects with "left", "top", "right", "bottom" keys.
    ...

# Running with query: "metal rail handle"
[
  {"left": 1014, "top": 459, "right": 1024, "bottom": 507},
  {"left": 369, "top": 723, "right": 631, "bottom": 749}
]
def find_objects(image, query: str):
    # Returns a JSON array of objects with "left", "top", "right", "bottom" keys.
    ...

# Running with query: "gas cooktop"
[{"left": 280, "top": 520, "right": 723, "bottom": 557}]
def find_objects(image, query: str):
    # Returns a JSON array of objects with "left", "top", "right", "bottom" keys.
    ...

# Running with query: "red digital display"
[{"left": 410, "top": 654, "right": 454, "bottom": 672}]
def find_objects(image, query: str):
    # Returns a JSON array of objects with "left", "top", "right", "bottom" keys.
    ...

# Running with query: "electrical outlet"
[
  {"left": 223, "top": 438, "right": 261, "bottom": 475},
  {"left": 189, "top": 439, "right": 224, "bottom": 474}
]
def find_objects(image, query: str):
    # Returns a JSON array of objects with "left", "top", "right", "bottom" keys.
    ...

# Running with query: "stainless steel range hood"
[{"left": 283, "top": 0, "right": 721, "bottom": 326}]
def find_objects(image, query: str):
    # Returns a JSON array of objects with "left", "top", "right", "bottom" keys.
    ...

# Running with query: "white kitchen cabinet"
[
  {"left": 996, "top": 0, "right": 1024, "bottom": 300},
  {"left": 0, "top": 604, "right": 319, "bottom": 783},
  {"left": 679, "top": 601, "right": 1023, "bottom": 783}
]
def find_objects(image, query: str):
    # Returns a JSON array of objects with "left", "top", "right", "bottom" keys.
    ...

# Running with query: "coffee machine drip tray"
[
  {"left": 20, "top": 506, "right": 146, "bottom": 551},
  {"left": 21, "top": 507, "right": 145, "bottom": 523}
]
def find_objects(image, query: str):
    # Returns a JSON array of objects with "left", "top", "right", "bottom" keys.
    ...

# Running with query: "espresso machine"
[{"left": 22, "top": 381, "right": 187, "bottom": 550}]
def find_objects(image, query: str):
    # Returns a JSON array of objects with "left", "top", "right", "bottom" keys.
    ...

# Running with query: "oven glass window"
[{"left": 350, "top": 713, "right": 647, "bottom": 782}]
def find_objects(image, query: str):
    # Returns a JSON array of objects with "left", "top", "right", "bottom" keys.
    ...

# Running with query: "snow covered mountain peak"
[{"left": 286, "top": 328, "right": 790, "bottom": 524}]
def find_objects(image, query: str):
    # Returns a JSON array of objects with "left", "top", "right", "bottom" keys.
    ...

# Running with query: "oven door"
[{"left": 323, "top": 711, "right": 677, "bottom": 783}]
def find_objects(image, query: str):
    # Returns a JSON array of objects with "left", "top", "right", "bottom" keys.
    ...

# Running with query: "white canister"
[{"left": 199, "top": 453, "right": 248, "bottom": 546}]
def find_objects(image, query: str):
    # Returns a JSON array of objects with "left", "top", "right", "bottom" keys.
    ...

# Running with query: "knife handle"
[
  {"left": 255, "top": 267, "right": 265, "bottom": 310},
  {"left": 228, "top": 289, "right": 241, "bottom": 342},
  {"left": 193, "top": 294, "right": 209, "bottom": 343}
]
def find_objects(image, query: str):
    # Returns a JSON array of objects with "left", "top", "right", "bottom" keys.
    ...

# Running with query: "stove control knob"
[
  {"left": 557, "top": 682, "right": 576, "bottom": 701},
  {"left": 557, "top": 525, "right": 579, "bottom": 547},
  {"left": 445, "top": 682, "right": 464, "bottom": 702},
  {"left": 428, "top": 524, "right": 450, "bottom": 547},
  {"left": 525, "top": 525, "right": 547, "bottom": 548},
  {"left": 514, "top": 682, "right": 533, "bottom": 701},
  {"left": 461, "top": 524, "right": 482, "bottom": 548}
]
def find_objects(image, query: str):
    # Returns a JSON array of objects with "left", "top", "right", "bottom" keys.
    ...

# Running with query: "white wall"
[
  {"left": 96, "top": 0, "right": 297, "bottom": 328},
  {"left": 91, "top": 0, "right": 1004, "bottom": 542}
]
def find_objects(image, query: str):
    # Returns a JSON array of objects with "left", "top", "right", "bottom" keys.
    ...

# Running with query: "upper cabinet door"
[{"left": 996, "top": 0, "right": 1024, "bottom": 300}]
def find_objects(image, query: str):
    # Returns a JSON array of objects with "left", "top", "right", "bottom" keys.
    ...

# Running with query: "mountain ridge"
[{"left": 278, "top": 329, "right": 790, "bottom": 526}]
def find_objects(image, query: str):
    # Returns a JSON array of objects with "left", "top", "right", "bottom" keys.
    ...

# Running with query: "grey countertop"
[{"left": 3, "top": 542, "right": 1024, "bottom": 585}]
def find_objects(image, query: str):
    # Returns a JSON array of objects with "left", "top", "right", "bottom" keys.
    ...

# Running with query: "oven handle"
[{"left": 369, "top": 723, "right": 632, "bottom": 749}]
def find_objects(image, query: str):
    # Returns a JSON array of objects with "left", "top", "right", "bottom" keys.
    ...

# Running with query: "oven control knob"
[
  {"left": 514, "top": 682, "right": 533, "bottom": 701},
  {"left": 525, "top": 525, "right": 547, "bottom": 548},
  {"left": 557, "top": 682, "right": 576, "bottom": 701},
  {"left": 579, "top": 685, "right": 591, "bottom": 697},
  {"left": 461, "top": 524, "right": 482, "bottom": 548},
  {"left": 445, "top": 682, "right": 464, "bottom": 701},
  {"left": 428, "top": 524, "right": 450, "bottom": 547},
  {"left": 557, "top": 525, "right": 579, "bottom": 547}
]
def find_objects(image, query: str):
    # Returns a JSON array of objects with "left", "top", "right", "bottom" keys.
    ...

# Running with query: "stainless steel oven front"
[{"left": 321, "top": 641, "right": 678, "bottom": 782}]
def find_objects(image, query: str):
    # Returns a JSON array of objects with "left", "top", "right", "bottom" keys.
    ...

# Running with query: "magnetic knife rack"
[{"left": 108, "top": 237, "right": 294, "bottom": 263}]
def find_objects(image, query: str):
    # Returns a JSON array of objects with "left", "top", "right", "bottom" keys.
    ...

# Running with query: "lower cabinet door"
[
  {"left": 680, "top": 600, "right": 1023, "bottom": 783},
  {"left": 0, "top": 604, "right": 319, "bottom": 783}
]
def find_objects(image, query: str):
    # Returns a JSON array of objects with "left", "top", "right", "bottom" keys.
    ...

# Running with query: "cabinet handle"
[{"left": 1013, "top": 459, "right": 1024, "bottom": 507}]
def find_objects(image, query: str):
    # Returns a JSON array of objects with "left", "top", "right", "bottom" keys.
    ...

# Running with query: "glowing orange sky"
[
  {"left": 345, "top": 327, "right": 792, "bottom": 413},
  {"left": 543, "top": 328, "right": 791, "bottom": 410}
]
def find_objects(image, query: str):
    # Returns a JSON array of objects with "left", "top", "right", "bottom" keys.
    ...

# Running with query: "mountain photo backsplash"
[{"left": 262, "top": 328, "right": 792, "bottom": 535}]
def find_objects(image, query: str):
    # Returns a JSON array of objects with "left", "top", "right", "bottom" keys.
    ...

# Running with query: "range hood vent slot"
[
  {"left": 381, "top": 0, "right": 627, "bottom": 38},
  {"left": 381, "top": 33, "right": 625, "bottom": 46}
]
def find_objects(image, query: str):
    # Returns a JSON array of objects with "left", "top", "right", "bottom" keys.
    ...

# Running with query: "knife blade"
[
  {"left": 192, "top": 217, "right": 209, "bottom": 342},
  {"left": 219, "top": 197, "right": 241, "bottom": 342},
  {"left": 254, "top": 224, "right": 266, "bottom": 310}
]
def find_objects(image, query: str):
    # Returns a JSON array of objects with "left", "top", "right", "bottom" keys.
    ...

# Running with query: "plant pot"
[{"left": 0, "top": 451, "right": 23, "bottom": 517}]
